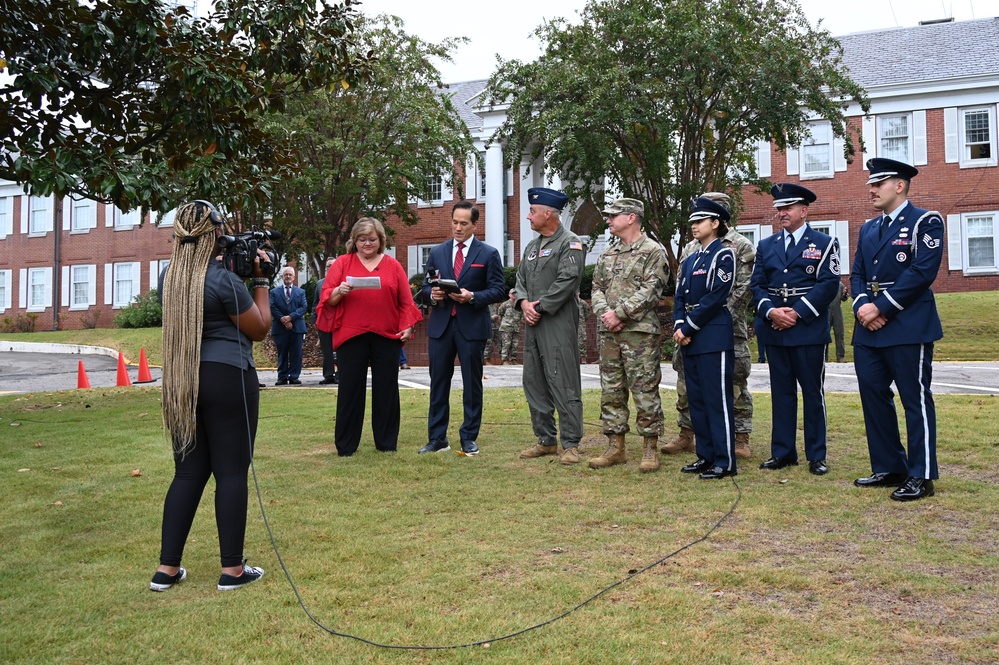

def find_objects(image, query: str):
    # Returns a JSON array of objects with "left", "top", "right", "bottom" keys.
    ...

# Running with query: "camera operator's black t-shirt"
[{"left": 161, "top": 261, "right": 255, "bottom": 369}]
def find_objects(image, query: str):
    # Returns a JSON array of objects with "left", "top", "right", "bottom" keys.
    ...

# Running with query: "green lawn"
[{"left": 1, "top": 388, "right": 997, "bottom": 664}]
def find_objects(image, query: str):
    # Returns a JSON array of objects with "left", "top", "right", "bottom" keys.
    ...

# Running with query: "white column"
[{"left": 484, "top": 143, "right": 505, "bottom": 258}]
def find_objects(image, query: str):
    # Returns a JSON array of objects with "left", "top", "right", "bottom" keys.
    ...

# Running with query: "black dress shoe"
[
  {"left": 890, "top": 477, "right": 935, "bottom": 502},
  {"left": 680, "top": 458, "right": 712, "bottom": 474},
  {"left": 417, "top": 440, "right": 451, "bottom": 454},
  {"left": 854, "top": 472, "right": 907, "bottom": 488},
  {"left": 458, "top": 440, "right": 479, "bottom": 456},
  {"left": 318, "top": 377, "right": 335, "bottom": 385},
  {"left": 274, "top": 380, "right": 288, "bottom": 386},
  {"left": 699, "top": 466, "right": 737, "bottom": 480},
  {"left": 289, "top": 378, "right": 302, "bottom": 385},
  {"left": 760, "top": 456, "right": 798, "bottom": 470},
  {"left": 808, "top": 459, "right": 829, "bottom": 476}
]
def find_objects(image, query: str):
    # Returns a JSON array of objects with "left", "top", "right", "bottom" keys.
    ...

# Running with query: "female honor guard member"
[
  {"left": 672, "top": 197, "right": 738, "bottom": 479},
  {"left": 750, "top": 184, "right": 840, "bottom": 476},
  {"left": 851, "top": 158, "right": 943, "bottom": 502}
]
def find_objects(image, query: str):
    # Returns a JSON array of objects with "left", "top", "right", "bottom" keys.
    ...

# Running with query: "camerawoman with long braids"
[{"left": 150, "top": 201, "right": 273, "bottom": 593}]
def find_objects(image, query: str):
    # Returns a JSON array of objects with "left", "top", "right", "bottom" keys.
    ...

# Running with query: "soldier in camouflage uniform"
[
  {"left": 663, "top": 192, "right": 756, "bottom": 460},
  {"left": 516, "top": 187, "right": 586, "bottom": 465},
  {"left": 497, "top": 289, "right": 523, "bottom": 364},
  {"left": 589, "top": 198, "right": 668, "bottom": 473},
  {"left": 577, "top": 293, "right": 592, "bottom": 363},
  {"left": 482, "top": 302, "right": 500, "bottom": 364}
]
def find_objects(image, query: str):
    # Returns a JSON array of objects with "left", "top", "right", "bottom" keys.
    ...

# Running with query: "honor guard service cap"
[
  {"left": 866, "top": 157, "right": 919, "bottom": 184},
  {"left": 527, "top": 187, "right": 569, "bottom": 211},
  {"left": 602, "top": 198, "right": 645, "bottom": 217},
  {"left": 770, "top": 183, "right": 817, "bottom": 207},
  {"left": 689, "top": 196, "right": 731, "bottom": 223}
]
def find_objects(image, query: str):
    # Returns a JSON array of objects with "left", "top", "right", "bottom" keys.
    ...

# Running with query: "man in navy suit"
[
  {"left": 750, "top": 184, "right": 840, "bottom": 476},
  {"left": 851, "top": 158, "right": 944, "bottom": 501},
  {"left": 418, "top": 201, "right": 506, "bottom": 456},
  {"left": 269, "top": 266, "right": 308, "bottom": 385}
]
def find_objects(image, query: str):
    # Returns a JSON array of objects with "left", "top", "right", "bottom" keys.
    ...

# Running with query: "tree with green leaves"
[
  {"left": 484, "top": 0, "right": 869, "bottom": 269},
  {"left": 0, "top": 0, "right": 371, "bottom": 214},
  {"left": 246, "top": 14, "right": 474, "bottom": 273}
]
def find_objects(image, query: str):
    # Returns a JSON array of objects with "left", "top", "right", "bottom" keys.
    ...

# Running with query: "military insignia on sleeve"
[
  {"left": 830, "top": 254, "right": 841, "bottom": 275},
  {"left": 718, "top": 269, "right": 732, "bottom": 282},
  {"left": 922, "top": 234, "right": 941, "bottom": 250},
  {"left": 896, "top": 252, "right": 908, "bottom": 263},
  {"left": 569, "top": 241, "right": 583, "bottom": 250},
  {"left": 806, "top": 265, "right": 815, "bottom": 274}
]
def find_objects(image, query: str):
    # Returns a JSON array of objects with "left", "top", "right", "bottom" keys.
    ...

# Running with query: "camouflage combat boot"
[
  {"left": 660, "top": 428, "right": 695, "bottom": 454},
  {"left": 588, "top": 434, "right": 627, "bottom": 469},
  {"left": 639, "top": 436, "right": 660, "bottom": 473},
  {"left": 735, "top": 432, "right": 751, "bottom": 459},
  {"left": 519, "top": 442, "right": 558, "bottom": 459}
]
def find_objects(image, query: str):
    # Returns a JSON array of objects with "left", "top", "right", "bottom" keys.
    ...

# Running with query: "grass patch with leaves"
[{"left": 1, "top": 388, "right": 997, "bottom": 664}]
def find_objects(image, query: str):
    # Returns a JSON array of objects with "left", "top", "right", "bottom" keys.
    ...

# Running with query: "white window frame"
[
  {"left": 112, "top": 206, "right": 142, "bottom": 229},
  {"left": 69, "top": 197, "right": 96, "bottom": 233},
  {"left": 158, "top": 207, "right": 177, "bottom": 227},
  {"left": 960, "top": 106, "right": 997, "bottom": 168},
  {"left": 877, "top": 113, "right": 914, "bottom": 164},
  {"left": 808, "top": 219, "right": 850, "bottom": 274},
  {"left": 112, "top": 261, "right": 141, "bottom": 308},
  {"left": 28, "top": 195, "right": 53, "bottom": 236},
  {"left": 0, "top": 269, "right": 11, "bottom": 311},
  {"left": 736, "top": 224, "right": 765, "bottom": 249},
  {"left": 947, "top": 211, "right": 999, "bottom": 276},
  {"left": 0, "top": 194, "right": 13, "bottom": 238},
  {"left": 799, "top": 121, "right": 834, "bottom": 179},
  {"left": 26, "top": 267, "right": 52, "bottom": 311},
  {"left": 66, "top": 264, "right": 97, "bottom": 310}
]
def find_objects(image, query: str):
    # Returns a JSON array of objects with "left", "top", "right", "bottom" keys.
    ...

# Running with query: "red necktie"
[
  {"left": 452, "top": 242, "right": 465, "bottom": 316},
  {"left": 285, "top": 287, "right": 291, "bottom": 302}
]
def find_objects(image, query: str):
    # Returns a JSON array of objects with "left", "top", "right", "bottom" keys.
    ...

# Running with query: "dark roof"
[
  {"left": 836, "top": 17, "right": 999, "bottom": 87},
  {"left": 436, "top": 79, "right": 489, "bottom": 130}
]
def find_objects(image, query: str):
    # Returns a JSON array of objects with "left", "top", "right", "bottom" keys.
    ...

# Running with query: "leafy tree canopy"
[
  {"left": 246, "top": 14, "right": 474, "bottom": 273},
  {"left": 0, "top": 0, "right": 372, "bottom": 214},
  {"left": 484, "top": 0, "right": 869, "bottom": 268}
]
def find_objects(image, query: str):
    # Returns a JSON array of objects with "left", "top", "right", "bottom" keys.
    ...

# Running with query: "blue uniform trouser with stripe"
[
  {"left": 683, "top": 349, "right": 736, "bottom": 471},
  {"left": 765, "top": 343, "right": 828, "bottom": 462},
  {"left": 854, "top": 343, "right": 938, "bottom": 479}
]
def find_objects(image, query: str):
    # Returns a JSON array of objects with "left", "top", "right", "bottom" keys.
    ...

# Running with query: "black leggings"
[{"left": 159, "top": 362, "right": 259, "bottom": 568}]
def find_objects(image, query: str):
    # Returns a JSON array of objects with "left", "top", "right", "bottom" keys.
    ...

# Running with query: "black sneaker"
[
  {"left": 149, "top": 567, "right": 186, "bottom": 592},
  {"left": 217, "top": 562, "right": 264, "bottom": 591},
  {"left": 417, "top": 440, "right": 450, "bottom": 454},
  {"left": 459, "top": 440, "right": 479, "bottom": 456}
]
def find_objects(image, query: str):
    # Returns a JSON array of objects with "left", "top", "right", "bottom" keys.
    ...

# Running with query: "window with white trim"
[
  {"left": 878, "top": 114, "right": 912, "bottom": 163},
  {"left": 477, "top": 150, "right": 487, "bottom": 200},
  {"left": 417, "top": 244, "right": 435, "bottom": 275},
  {"left": 0, "top": 270, "right": 11, "bottom": 311},
  {"left": 28, "top": 267, "right": 50, "bottom": 309},
  {"left": 962, "top": 107, "right": 994, "bottom": 164},
  {"left": 966, "top": 213, "right": 997, "bottom": 273},
  {"left": 113, "top": 262, "right": 140, "bottom": 307},
  {"left": 0, "top": 195, "right": 13, "bottom": 238},
  {"left": 29, "top": 196, "right": 52, "bottom": 235},
  {"left": 114, "top": 206, "right": 142, "bottom": 229},
  {"left": 426, "top": 174, "right": 443, "bottom": 203},
  {"left": 736, "top": 225, "right": 761, "bottom": 248},
  {"left": 801, "top": 121, "right": 833, "bottom": 178},
  {"left": 159, "top": 207, "right": 177, "bottom": 227},
  {"left": 70, "top": 265, "right": 94, "bottom": 308},
  {"left": 70, "top": 197, "right": 96, "bottom": 233}
]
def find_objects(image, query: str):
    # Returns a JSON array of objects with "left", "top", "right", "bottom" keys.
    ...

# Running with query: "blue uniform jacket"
[
  {"left": 750, "top": 224, "right": 840, "bottom": 347},
  {"left": 850, "top": 202, "right": 944, "bottom": 347},
  {"left": 420, "top": 236, "right": 507, "bottom": 341},
  {"left": 269, "top": 285, "right": 308, "bottom": 335},
  {"left": 673, "top": 238, "right": 735, "bottom": 355}
]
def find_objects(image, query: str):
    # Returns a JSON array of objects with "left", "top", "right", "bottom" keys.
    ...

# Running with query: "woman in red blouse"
[{"left": 320, "top": 218, "right": 423, "bottom": 456}]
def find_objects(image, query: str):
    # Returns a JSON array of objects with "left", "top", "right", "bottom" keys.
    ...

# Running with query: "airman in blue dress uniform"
[
  {"left": 750, "top": 184, "right": 840, "bottom": 476},
  {"left": 851, "top": 158, "right": 943, "bottom": 501},
  {"left": 673, "top": 197, "right": 737, "bottom": 479}
]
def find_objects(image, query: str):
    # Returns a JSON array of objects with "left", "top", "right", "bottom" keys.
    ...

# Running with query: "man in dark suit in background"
[
  {"left": 418, "top": 200, "right": 506, "bottom": 456},
  {"left": 270, "top": 266, "right": 308, "bottom": 385},
  {"left": 851, "top": 158, "right": 944, "bottom": 501}
]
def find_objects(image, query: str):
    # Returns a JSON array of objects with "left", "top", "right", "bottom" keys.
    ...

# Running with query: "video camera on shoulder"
[{"left": 218, "top": 228, "right": 281, "bottom": 278}]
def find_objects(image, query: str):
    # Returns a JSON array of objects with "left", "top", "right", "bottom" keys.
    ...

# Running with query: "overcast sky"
[{"left": 357, "top": 0, "right": 999, "bottom": 82}]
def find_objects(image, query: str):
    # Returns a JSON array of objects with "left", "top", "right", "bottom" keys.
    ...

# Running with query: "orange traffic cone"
[
  {"left": 77, "top": 360, "right": 91, "bottom": 389},
  {"left": 116, "top": 352, "right": 132, "bottom": 387},
  {"left": 135, "top": 348, "right": 154, "bottom": 383}
]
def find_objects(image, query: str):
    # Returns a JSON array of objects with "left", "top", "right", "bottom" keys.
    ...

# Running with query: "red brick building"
[{"left": 3, "top": 17, "right": 997, "bottom": 331}]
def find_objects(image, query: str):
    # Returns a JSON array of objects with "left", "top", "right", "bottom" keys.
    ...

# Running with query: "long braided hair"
[{"left": 161, "top": 202, "right": 220, "bottom": 457}]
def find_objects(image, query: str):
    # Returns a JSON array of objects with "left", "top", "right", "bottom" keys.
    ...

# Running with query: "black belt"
[
  {"left": 768, "top": 286, "right": 811, "bottom": 298},
  {"left": 866, "top": 281, "right": 894, "bottom": 296}
]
